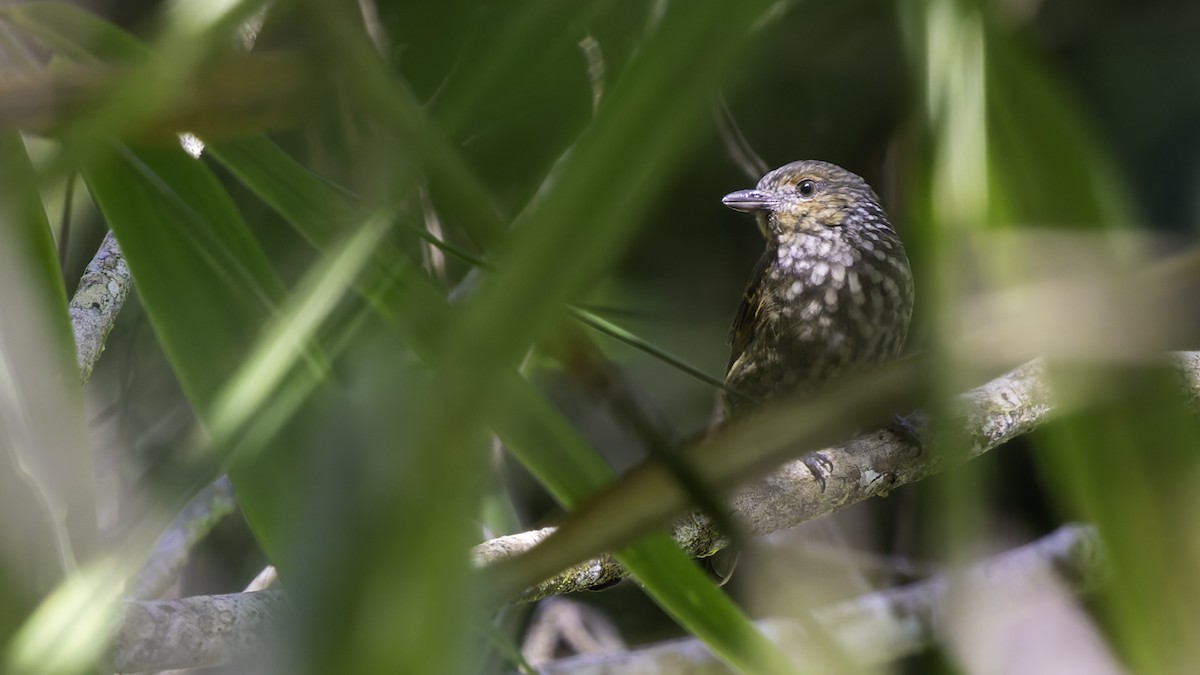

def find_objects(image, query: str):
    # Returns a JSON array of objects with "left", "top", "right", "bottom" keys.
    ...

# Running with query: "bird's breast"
[
  {"left": 723, "top": 228, "right": 913, "bottom": 412},
  {"left": 762, "top": 236, "right": 911, "bottom": 362}
]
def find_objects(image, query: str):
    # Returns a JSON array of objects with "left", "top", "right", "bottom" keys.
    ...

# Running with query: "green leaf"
[
  {"left": 397, "top": 3, "right": 795, "bottom": 667},
  {"left": 986, "top": 32, "right": 1131, "bottom": 229},
  {"left": 208, "top": 136, "right": 359, "bottom": 248},
  {"left": 44, "top": 2, "right": 799, "bottom": 668},
  {"left": 82, "top": 143, "right": 285, "bottom": 412},
  {"left": 212, "top": 136, "right": 798, "bottom": 673},
  {"left": 0, "top": 131, "right": 94, "bottom": 654},
  {"left": 0, "top": 1, "right": 150, "bottom": 64},
  {"left": 492, "top": 378, "right": 799, "bottom": 674}
]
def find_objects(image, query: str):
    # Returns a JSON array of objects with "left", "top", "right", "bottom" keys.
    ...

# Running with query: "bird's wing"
[{"left": 726, "top": 247, "right": 772, "bottom": 374}]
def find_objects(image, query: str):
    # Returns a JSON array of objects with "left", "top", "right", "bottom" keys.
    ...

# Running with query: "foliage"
[{"left": 0, "top": 0, "right": 1198, "bottom": 673}]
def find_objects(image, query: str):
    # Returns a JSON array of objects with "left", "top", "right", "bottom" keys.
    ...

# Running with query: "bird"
[{"left": 718, "top": 159, "right": 914, "bottom": 421}]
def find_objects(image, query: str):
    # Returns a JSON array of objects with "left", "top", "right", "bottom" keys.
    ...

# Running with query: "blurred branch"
[
  {"left": 68, "top": 232, "right": 240, "bottom": 601},
  {"left": 110, "top": 523, "right": 1102, "bottom": 672},
  {"left": 106, "top": 326, "right": 1197, "bottom": 669},
  {"left": 69, "top": 231, "right": 131, "bottom": 384},
  {"left": 124, "top": 475, "right": 237, "bottom": 601},
  {"left": 111, "top": 589, "right": 287, "bottom": 673},
  {"left": 536, "top": 524, "right": 1104, "bottom": 674},
  {"left": 474, "top": 357, "right": 1056, "bottom": 601},
  {"left": 1172, "top": 352, "right": 1200, "bottom": 408},
  {"left": 92, "top": 234, "right": 265, "bottom": 671},
  {"left": 522, "top": 597, "right": 625, "bottom": 667}
]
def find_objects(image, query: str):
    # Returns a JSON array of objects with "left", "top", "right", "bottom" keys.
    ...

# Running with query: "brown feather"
[{"left": 727, "top": 244, "right": 773, "bottom": 375}]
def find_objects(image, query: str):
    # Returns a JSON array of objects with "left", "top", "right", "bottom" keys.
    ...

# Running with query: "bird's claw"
[
  {"left": 802, "top": 451, "right": 834, "bottom": 491},
  {"left": 586, "top": 577, "right": 622, "bottom": 592},
  {"left": 703, "top": 549, "right": 740, "bottom": 587},
  {"left": 888, "top": 412, "right": 927, "bottom": 449}
]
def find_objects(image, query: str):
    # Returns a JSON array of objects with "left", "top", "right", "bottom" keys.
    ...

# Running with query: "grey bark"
[
  {"left": 69, "top": 231, "right": 131, "bottom": 384},
  {"left": 474, "top": 358, "right": 1056, "bottom": 601}
]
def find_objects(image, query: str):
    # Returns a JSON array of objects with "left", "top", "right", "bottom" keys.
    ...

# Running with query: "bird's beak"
[{"left": 721, "top": 189, "right": 778, "bottom": 213}]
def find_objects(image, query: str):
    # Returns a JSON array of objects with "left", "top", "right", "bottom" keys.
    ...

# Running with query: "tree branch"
[
  {"left": 111, "top": 589, "right": 287, "bottom": 673},
  {"left": 535, "top": 524, "right": 1104, "bottom": 674},
  {"left": 107, "top": 349, "right": 1198, "bottom": 670},
  {"left": 110, "top": 523, "right": 1104, "bottom": 672},
  {"left": 68, "top": 231, "right": 132, "bottom": 384},
  {"left": 124, "top": 475, "right": 238, "bottom": 601},
  {"left": 474, "top": 358, "right": 1056, "bottom": 601},
  {"left": 68, "top": 233, "right": 241, "bottom": 601}
]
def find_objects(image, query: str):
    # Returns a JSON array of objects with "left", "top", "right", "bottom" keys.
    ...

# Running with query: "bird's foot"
[
  {"left": 887, "top": 412, "right": 927, "bottom": 449},
  {"left": 801, "top": 451, "right": 835, "bottom": 491},
  {"left": 704, "top": 548, "right": 740, "bottom": 587},
  {"left": 586, "top": 577, "right": 622, "bottom": 592}
]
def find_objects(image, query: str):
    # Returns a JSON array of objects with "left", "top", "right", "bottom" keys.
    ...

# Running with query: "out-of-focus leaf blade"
[
  {"left": 987, "top": 34, "right": 1130, "bottom": 229},
  {"left": 5, "top": 556, "right": 123, "bottom": 675},
  {"left": 0, "top": 131, "right": 95, "bottom": 659},
  {"left": 1039, "top": 365, "right": 1200, "bottom": 674},
  {"left": 208, "top": 136, "right": 360, "bottom": 247},
  {"left": 82, "top": 143, "right": 284, "bottom": 411},
  {"left": 0, "top": 2, "right": 149, "bottom": 63},
  {"left": 402, "top": 3, "right": 791, "bottom": 669},
  {"left": 909, "top": 1, "right": 1190, "bottom": 672},
  {"left": 213, "top": 132, "right": 798, "bottom": 673},
  {"left": 492, "top": 379, "right": 800, "bottom": 674}
]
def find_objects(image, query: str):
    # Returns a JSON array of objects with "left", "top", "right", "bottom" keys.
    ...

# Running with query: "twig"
[
  {"left": 124, "top": 476, "right": 238, "bottom": 601},
  {"left": 243, "top": 565, "right": 278, "bottom": 592}
]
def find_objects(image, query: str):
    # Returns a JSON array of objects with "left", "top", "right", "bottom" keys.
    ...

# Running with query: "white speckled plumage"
[{"left": 720, "top": 160, "right": 914, "bottom": 416}]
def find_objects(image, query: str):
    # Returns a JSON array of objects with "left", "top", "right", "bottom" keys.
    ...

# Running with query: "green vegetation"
[{"left": 1, "top": 0, "right": 1198, "bottom": 673}]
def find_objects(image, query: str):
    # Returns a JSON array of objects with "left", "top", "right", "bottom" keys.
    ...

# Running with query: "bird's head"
[{"left": 722, "top": 160, "right": 892, "bottom": 239}]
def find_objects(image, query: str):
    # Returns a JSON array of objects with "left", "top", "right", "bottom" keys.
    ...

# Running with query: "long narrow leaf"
[
  {"left": 0, "top": 132, "right": 96, "bottom": 665},
  {"left": 82, "top": 143, "right": 283, "bottom": 412}
]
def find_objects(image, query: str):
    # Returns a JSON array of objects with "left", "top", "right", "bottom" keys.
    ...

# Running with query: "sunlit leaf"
[{"left": 0, "top": 132, "right": 95, "bottom": 627}]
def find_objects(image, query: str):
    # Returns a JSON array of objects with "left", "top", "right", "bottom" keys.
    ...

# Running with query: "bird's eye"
[{"left": 797, "top": 179, "right": 817, "bottom": 198}]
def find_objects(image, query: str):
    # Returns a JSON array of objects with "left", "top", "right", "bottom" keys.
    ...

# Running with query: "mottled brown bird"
[{"left": 719, "top": 160, "right": 914, "bottom": 419}]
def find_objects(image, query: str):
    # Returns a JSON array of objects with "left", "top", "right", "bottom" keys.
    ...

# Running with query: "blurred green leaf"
[
  {"left": 986, "top": 31, "right": 1131, "bottom": 229},
  {"left": 906, "top": 2, "right": 1195, "bottom": 673},
  {"left": 213, "top": 131, "right": 798, "bottom": 673},
  {"left": 0, "top": 131, "right": 95, "bottom": 666},
  {"left": 398, "top": 221, "right": 729, "bottom": 391},
  {"left": 5, "top": 556, "right": 122, "bottom": 675},
  {"left": 209, "top": 136, "right": 359, "bottom": 247},
  {"left": 407, "top": 18, "right": 777, "bottom": 642},
  {"left": 492, "top": 379, "right": 801, "bottom": 674},
  {"left": 0, "top": 2, "right": 149, "bottom": 64},
  {"left": 1041, "top": 366, "right": 1200, "bottom": 674},
  {"left": 82, "top": 143, "right": 285, "bottom": 411},
  {"left": 11, "top": 0, "right": 1195, "bottom": 671}
]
